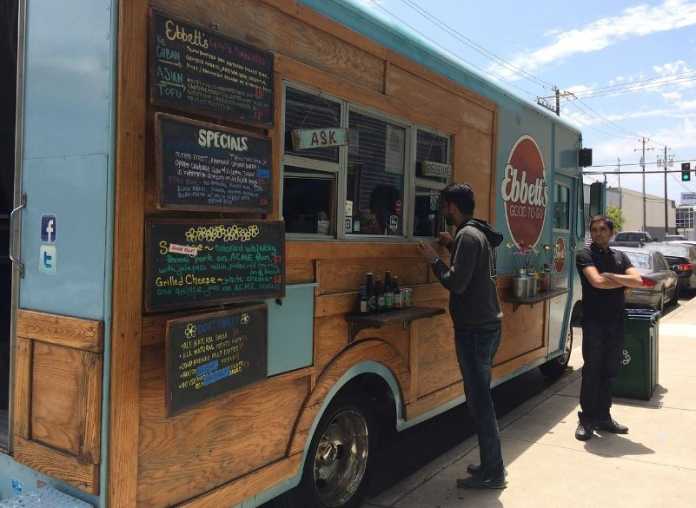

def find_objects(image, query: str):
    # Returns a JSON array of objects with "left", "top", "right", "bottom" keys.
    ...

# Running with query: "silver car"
[
  {"left": 651, "top": 242, "right": 696, "bottom": 292},
  {"left": 613, "top": 246, "right": 679, "bottom": 312}
]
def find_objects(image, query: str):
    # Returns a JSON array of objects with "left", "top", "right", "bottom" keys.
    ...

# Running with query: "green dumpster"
[{"left": 612, "top": 308, "right": 660, "bottom": 400}]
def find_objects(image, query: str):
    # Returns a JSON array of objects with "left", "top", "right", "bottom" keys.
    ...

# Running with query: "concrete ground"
[{"left": 365, "top": 298, "right": 696, "bottom": 508}]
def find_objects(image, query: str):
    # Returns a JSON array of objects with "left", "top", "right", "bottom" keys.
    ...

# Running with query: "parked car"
[
  {"left": 645, "top": 242, "right": 696, "bottom": 293},
  {"left": 613, "top": 246, "right": 679, "bottom": 312},
  {"left": 611, "top": 231, "right": 656, "bottom": 247}
]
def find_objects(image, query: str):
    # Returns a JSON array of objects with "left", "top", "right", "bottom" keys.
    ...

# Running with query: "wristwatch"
[{"left": 431, "top": 256, "right": 441, "bottom": 265}]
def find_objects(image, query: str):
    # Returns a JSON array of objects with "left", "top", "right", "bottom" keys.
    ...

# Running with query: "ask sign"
[{"left": 291, "top": 128, "right": 349, "bottom": 150}]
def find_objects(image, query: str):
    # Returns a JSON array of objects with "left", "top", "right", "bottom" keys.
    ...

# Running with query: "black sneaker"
[
  {"left": 595, "top": 418, "right": 629, "bottom": 434},
  {"left": 467, "top": 464, "right": 482, "bottom": 476},
  {"left": 457, "top": 474, "right": 507, "bottom": 490},
  {"left": 575, "top": 420, "right": 593, "bottom": 441}
]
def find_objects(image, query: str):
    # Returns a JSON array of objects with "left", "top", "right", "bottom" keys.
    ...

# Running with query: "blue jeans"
[{"left": 454, "top": 323, "right": 504, "bottom": 477}]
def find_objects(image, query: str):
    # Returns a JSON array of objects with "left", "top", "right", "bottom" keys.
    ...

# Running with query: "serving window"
[
  {"left": 347, "top": 111, "right": 406, "bottom": 237},
  {"left": 281, "top": 83, "right": 452, "bottom": 240},
  {"left": 413, "top": 129, "right": 451, "bottom": 237}
]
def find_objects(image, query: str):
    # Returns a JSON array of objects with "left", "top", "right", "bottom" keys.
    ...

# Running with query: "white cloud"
[{"left": 492, "top": 0, "right": 696, "bottom": 79}]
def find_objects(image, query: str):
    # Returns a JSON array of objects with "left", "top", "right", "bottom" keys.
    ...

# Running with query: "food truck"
[{"left": 0, "top": 0, "right": 602, "bottom": 506}]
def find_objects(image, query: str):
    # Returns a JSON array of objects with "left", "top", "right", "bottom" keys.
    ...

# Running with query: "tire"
[
  {"left": 540, "top": 327, "right": 573, "bottom": 380},
  {"left": 290, "top": 397, "right": 375, "bottom": 508}
]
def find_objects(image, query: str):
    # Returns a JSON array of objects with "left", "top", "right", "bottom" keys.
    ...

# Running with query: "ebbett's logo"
[
  {"left": 501, "top": 136, "right": 548, "bottom": 249},
  {"left": 554, "top": 237, "right": 566, "bottom": 272}
]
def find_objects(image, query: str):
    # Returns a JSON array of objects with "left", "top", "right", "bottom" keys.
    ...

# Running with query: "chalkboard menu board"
[
  {"left": 149, "top": 10, "right": 274, "bottom": 125},
  {"left": 165, "top": 305, "right": 267, "bottom": 415},
  {"left": 145, "top": 219, "right": 285, "bottom": 312},
  {"left": 155, "top": 113, "right": 272, "bottom": 212}
]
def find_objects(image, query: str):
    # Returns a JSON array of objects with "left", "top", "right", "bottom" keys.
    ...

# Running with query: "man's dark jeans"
[
  {"left": 454, "top": 322, "right": 504, "bottom": 477},
  {"left": 580, "top": 317, "right": 624, "bottom": 423}
]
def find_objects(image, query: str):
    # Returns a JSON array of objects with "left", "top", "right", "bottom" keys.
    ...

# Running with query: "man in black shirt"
[{"left": 575, "top": 215, "right": 643, "bottom": 441}]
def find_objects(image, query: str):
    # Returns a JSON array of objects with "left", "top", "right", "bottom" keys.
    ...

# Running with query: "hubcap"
[{"left": 312, "top": 409, "right": 369, "bottom": 507}]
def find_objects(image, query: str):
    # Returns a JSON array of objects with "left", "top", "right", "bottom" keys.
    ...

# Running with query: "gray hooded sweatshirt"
[{"left": 431, "top": 219, "right": 503, "bottom": 329}]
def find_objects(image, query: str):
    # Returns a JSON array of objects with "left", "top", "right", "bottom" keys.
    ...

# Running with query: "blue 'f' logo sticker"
[{"left": 41, "top": 215, "right": 57, "bottom": 243}]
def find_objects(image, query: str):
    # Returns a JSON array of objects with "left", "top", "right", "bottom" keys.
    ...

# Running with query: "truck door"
[
  {"left": 547, "top": 174, "right": 575, "bottom": 356},
  {"left": 0, "top": 0, "right": 20, "bottom": 453}
]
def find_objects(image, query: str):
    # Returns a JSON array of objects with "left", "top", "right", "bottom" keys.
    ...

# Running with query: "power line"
[
  {"left": 371, "top": 2, "right": 540, "bottom": 99},
  {"left": 571, "top": 70, "right": 696, "bottom": 98},
  {"left": 396, "top": 0, "right": 554, "bottom": 90},
  {"left": 573, "top": 74, "right": 696, "bottom": 99}
]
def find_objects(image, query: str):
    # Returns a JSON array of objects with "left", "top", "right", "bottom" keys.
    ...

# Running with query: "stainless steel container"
[
  {"left": 512, "top": 275, "right": 529, "bottom": 299},
  {"left": 526, "top": 276, "right": 538, "bottom": 298}
]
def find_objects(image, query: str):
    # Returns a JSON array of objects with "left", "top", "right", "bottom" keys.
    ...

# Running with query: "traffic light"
[{"left": 682, "top": 162, "right": 691, "bottom": 182}]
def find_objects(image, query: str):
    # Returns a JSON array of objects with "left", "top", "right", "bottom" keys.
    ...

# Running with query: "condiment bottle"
[
  {"left": 384, "top": 271, "right": 393, "bottom": 309},
  {"left": 392, "top": 276, "right": 402, "bottom": 308},
  {"left": 376, "top": 280, "right": 385, "bottom": 312},
  {"left": 359, "top": 285, "right": 368, "bottom": 313},
  {"left": 365, "top": 272, "right": 376, "bottom": 313}
]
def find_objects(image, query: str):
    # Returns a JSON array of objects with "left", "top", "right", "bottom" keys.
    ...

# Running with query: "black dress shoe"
[
  {"left": 457, "top": 474, "right": 507, "bottom": 489},
  {"left": 575, "top": 421, "right": 593, "bottom": 441},
  {"left": 595, "top": 418, "right": 629, "bottom": 434},
  {"left": 467, "top": 463, "right": 482, "bottom": 476}
]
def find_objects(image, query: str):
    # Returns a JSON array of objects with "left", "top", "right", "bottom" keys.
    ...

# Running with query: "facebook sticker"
[
  {"left": 39, "top": 245, "right": 57, "bottom": 274},
  {"left": 41, "top": 215, "right": 57, "bottom": 243}
]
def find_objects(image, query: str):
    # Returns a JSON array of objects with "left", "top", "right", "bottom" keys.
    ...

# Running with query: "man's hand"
[
  {"left": 418, "top": 241, "right": 439, "bottom": 264},
  {"left": 604, "top": 268, "right": 644, "bottom": 288},
  {"left": 438, "top": 232, "right": 454, "bottom": 248}
]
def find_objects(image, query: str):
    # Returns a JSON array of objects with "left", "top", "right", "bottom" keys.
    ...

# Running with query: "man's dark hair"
[
  {"left": 589, "top": 215, "right": 614, "bottom": 232},
  {"left": 441, "top": 183, "right": 475, "bottom": 215}
]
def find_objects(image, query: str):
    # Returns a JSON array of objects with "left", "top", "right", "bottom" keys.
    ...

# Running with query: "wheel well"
[{"left": 332, "top": 373, "right": 398, "bottom": 441}]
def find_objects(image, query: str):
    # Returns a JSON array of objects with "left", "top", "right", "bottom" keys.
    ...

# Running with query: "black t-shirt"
[{"left": 576, "top": 244, "right": 633, "bottom": 322}]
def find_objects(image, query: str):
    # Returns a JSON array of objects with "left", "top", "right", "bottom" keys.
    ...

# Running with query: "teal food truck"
[{"left": 0, "top": 0, "right": 602, "bottom": 506}]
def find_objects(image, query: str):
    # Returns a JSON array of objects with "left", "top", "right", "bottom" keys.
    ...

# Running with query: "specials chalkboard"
[
  {"left": 145, "top": 219, "right": 285, "bottom": 312},
  {"left": 149, "top": 10, "right": 274, "bottom": 125},
  {"left": 155, "top": 113, "right": 272, "bottom": 212},
  {"left": 165, "top": 305, "right": 267, "bottom": 416}
]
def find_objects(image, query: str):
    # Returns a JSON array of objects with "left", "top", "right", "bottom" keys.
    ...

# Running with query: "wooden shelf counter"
[{"left": 345, "top": 306, "right": 446, "bottom": 341}]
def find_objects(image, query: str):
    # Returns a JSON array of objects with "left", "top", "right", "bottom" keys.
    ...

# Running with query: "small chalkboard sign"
[
  {"left": 155, "top": 113, "right": 272, "bottom": 212},
  {"left": 165, "top": 305, "right": 267, "bottom": 416},
  {"left": 149, "top": 10, "right": 274, "bottom": 125},
  {"left": 145, "top": 219, "right": 285, "bottom": 312}
]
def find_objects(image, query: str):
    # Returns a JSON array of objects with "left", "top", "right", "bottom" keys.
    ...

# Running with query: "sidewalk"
[{"left": 365, "top": 298, "right": 696, "bottom": 508}]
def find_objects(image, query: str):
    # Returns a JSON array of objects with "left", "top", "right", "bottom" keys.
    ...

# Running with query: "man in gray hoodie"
[{"left": 419, "top": 183, "right": 506, "bottom": 489}]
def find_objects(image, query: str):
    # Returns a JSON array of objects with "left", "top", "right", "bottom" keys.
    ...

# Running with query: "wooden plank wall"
[{"left": 112, "top": 0, "right": 506, "bottom": 506}]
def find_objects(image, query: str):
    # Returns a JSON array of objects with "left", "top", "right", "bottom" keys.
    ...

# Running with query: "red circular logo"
[
  {"left": 554, "top": 237, "right": 566, "bottom": 272},
  {"left": 500, "top": 136, "right": 547, "bottom": 250}
]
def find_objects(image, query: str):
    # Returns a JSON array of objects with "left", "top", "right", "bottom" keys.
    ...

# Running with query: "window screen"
[
  {"left": 284, "top": 87, "right": 341, "bottom": 163},
  {"left": 346, "top": 111, "right": 405, "bottom": 236},
  {"left": 416, "top": 130, "right": 450, "bottom": 184}
]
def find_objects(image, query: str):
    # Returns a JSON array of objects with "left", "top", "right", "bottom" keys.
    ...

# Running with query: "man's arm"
[
  {"left": 604, "top": 267, "right": 643, "bottom": 288},
  {"left": 419, "top": 235, "right": 477, "bottom": 293},
  {"left": 581, "top": 265, "right": 625, "bottom": 289}
]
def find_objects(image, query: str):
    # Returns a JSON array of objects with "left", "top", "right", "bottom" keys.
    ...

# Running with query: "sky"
[{"left": 352, "top": 0, "right": 696, "bottom": 205}]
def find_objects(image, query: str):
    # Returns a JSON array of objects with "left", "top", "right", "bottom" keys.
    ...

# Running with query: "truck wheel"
[
  {"left": 292, "top": 397, "right": 375, "bottom": 508},
  {"left": 539, "top": 327, "right": 573, "bottom": 380}
]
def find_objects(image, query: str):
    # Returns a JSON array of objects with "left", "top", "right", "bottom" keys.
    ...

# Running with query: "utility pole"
[
  {"left": 617, "top": 157, "right": 622, "bottom": 209},
  {"left": 634, "top": 137, "right": 654, "bottom": 232},
  {"left": 537, "top": 87, "right": 574, "bottom": 116},
  {"left": 657, "top": 147, "right": 674, "bottom": 237}
]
